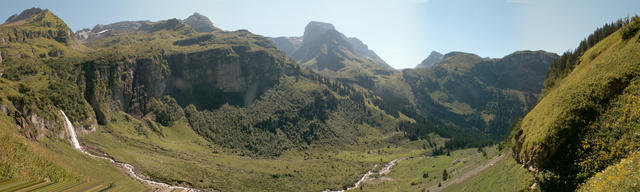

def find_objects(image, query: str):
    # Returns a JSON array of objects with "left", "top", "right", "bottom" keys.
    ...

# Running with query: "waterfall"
[
  {"left": 60, "top": 110, "right": 82, "bottom": 150},
  {"left": 59, "top": 110, "right": 196, "bottom": 192}
]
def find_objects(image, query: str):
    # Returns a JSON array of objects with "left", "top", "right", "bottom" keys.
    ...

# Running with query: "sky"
[{"left": 2, "top": 0, "right": 640, "bottom": 69}]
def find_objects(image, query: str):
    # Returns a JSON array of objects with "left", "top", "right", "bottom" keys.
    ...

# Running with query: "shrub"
[
  {"left": 622, "top": 17, "right": 640, "bottom": 40},
  {"left": 150, "top": 96, "right": 184, "bottom": 126}
]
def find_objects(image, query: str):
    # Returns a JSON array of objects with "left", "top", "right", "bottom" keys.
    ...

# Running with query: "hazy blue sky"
[{"left": 2, "top": 0, "right": 640, "bottom": 69}]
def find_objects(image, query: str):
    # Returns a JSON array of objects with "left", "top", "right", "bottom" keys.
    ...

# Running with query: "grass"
[
  {"left": 443, "top": 151, "right": 535, "bottom": 192},
  {"left": 579, "top": 151, "right": 640, "bottom": 191},
  {"left": 79, "top": 110, "right": 444, "bottom": 191},
  {"left": 516, "top": 23, "right": 640, "bottom": 158},
  {"left": 0, "top": 110, "right": 147, "bottom": 191},
  {"left": 354, "top": 146, "right": 501, "bottom": 192}
]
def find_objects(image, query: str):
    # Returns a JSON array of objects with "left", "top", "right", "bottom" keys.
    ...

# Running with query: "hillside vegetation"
[
  {"left": 513, "top": 16, "right": 640, "bottom": 191},
  {"left": 0, "top": 8, "right": 447, "bottom": 191},
  {"left": 402, "top": 51, "right": 558, "bottom": 143}
]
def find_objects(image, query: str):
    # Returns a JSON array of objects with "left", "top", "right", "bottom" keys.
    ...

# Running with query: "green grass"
[
  {"left": 514, "top": 18, "right": 640, "bottom": 190},
  {"left": 579, "top": 151, "right": 640, "bottom": 191},
  {"left": 354, "top": 146, "right": 501, "bottom": 192},
  {"left": 79, "top": 110, "right": 443, "bottom": 191},
  {"left": 443, "top": 151, "right": 535, "bottom": 192},
  {"left": 0, "top": 110, "right": 147, "bottom": 191}
]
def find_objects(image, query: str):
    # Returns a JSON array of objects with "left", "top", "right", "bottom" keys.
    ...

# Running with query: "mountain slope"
[
  {"left": 0, "top": 8, "right": 147, "bottom": 191},
  {"left": 403, "top": 51, "right": 558, "bottom": 141},
  {"left": 271, "top": 21, "right": 397, "bottom": 91},
  {"left": 1, "top": 8, "right": 444, "bottom": 191},
  {"left": 513, "top": 16, "right": 640, "bottom": 191},
  {"left": 416, "top": 51, "right": 443, "bottom": 68}
]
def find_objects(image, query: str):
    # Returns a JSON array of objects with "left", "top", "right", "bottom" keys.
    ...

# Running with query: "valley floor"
[
  {"left": 351, "top": 145, "right": 534, "bottom": 192},
  {"left": 1, "top": 108, "right": 537, "bottom": 192}
]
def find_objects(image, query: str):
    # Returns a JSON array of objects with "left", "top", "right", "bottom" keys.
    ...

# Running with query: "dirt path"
[
  {"left": 60, "top": 110, "right": 197, "bottom": 192},
  {"left": 427, "top": 154, "right": 505, "bottom": 192}
]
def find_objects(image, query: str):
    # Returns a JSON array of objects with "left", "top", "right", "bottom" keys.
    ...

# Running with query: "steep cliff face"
[{"left": 82, "top": 39, "right": 295, "bottom": 124}]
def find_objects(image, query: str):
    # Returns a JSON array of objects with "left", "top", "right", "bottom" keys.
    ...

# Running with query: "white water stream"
[
  {"left": 60, "top": 110, "right": 196, "bottom": 192},
  {"left": 324, "top": 157, "right": 411, "bottom": 192}
]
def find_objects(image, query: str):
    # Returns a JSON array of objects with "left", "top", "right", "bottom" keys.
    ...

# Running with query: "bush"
[
  {"left": 150, "top": 96, "right": 184, "bottom": 126},
  {"left": 622, "top": 17, "right": 640, "bottom": 40}
]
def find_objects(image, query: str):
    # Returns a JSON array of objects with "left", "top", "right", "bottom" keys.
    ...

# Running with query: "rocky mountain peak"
[
  {"left": 183, "top": 12, "right": 217, "bottom": 32},
  {"left": 416, "top": 51, "right": 444, "bottom": 68},
  {"left": 302, "top": 21, "right": 336, "bottom": 44}
]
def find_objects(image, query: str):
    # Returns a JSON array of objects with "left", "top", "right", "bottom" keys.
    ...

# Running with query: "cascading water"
[
  {"left": 60, "top": 110, "right": 81, "bottom": 150},
  {"left": 59, "top": 110, "right": 196, "bottom": 192}
]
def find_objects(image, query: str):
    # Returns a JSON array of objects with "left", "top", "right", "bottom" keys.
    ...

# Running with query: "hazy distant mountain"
[
  {"left": 76, "top": 13, "right": 217, "bottom": 41},
  {"left": 183, "top": 12, "right": 218, "bottom": 32},
  {"left": 269, "top": 21, "right": 397, "bottom": 91},
  {"left": 415, "top": 51, "right": 443, "bottom": 68},
  {"left": 270, "top": 36, "right": 302, "bottom": 56},
  {"left": 291, "top": 21, "right": 393, "bottom": 70}
]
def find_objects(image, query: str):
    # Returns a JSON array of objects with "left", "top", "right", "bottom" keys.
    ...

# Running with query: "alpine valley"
[{"left": 1, "top": 5, "right": 639, "bottom": 192}]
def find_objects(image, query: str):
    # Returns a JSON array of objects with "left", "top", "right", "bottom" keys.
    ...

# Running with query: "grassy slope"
[
  {"left": 82, "top": 109, "right": 439, "bottom": 191},
  {"left": 579, "top": 151, "right": 640, "bottom": 191},
  {"left": 0, "top": 111, "right": 146, "bottom": 191},
  {"left": 356, "top": 146, "right": 516, "bottom": 192},
  {"left": 515, "top": 18, "right": 640, "bottom": 190},
  {"left": 442, "top": 151, "right": 535, "bottom": 192}
]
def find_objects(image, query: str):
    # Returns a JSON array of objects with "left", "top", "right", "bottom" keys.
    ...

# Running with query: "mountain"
[
  {"left": 75, "top": 20, "right": 147, "bottom": 41},
  {"left": 403, "top": 50, "right": 558, "bottom": 141},
  {"left": 270, "top": 21, "right": 397, "bottom": 91},
  {"left": 512, "top": 17, "right": 640, "bottom": 191},
  {"left": 292, "top": 21, "right": 393, "bottom": 70},
  {"left": 183, "top": 12, "right": 218, "bottom": 32},
  {"left": 0, "top": 9, "right": 422, "bottom": 191},
  {"left": 76, "top": 13, "right": 217, "bottom": 42},
  {"left": 416, "top": 51, "right": 443, "bottom": 68}
]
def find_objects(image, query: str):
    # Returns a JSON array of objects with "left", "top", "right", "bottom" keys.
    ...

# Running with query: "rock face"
[
  {"left": 346, "top": 37, "right": 392, "bottom": 69},
  {"left": 183, "top": 12, "right": 217, "bottom": 32},
  {"left": 270, "top": 36, "right": 302, "bottom": 56},
  {"left": 416, "top": 51, "right": 443, "bottom": 68},
  {"left": 271, "top": 21, "right": 393, "bottom": 71},
  {"left": 81, "top": 35, "right": 295, "bottom": 124}
]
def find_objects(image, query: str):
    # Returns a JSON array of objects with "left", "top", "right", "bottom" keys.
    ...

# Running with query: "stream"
[
  {"left": 60, "top": 110, "right": 197, "bottom": 192},
  {"left": 324, "top": 157, "right": 411, "bottom": 192}
]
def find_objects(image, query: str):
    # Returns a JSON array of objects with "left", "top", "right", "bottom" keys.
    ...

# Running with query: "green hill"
[{"left": 513, "top": 16, "right": 640, "bottom": 191}]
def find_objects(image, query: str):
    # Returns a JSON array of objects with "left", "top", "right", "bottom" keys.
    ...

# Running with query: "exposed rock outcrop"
[
  {"left": 416, "top": 51, "right": 443, "bottom": 69},
  {"left": 183, "top": 12, "right": 217, "bottom": 32}
]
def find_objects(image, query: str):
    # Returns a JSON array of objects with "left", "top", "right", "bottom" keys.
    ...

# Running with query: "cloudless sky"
[{"left": 2, "top": 0, "right": 640, "bottom": 69}]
